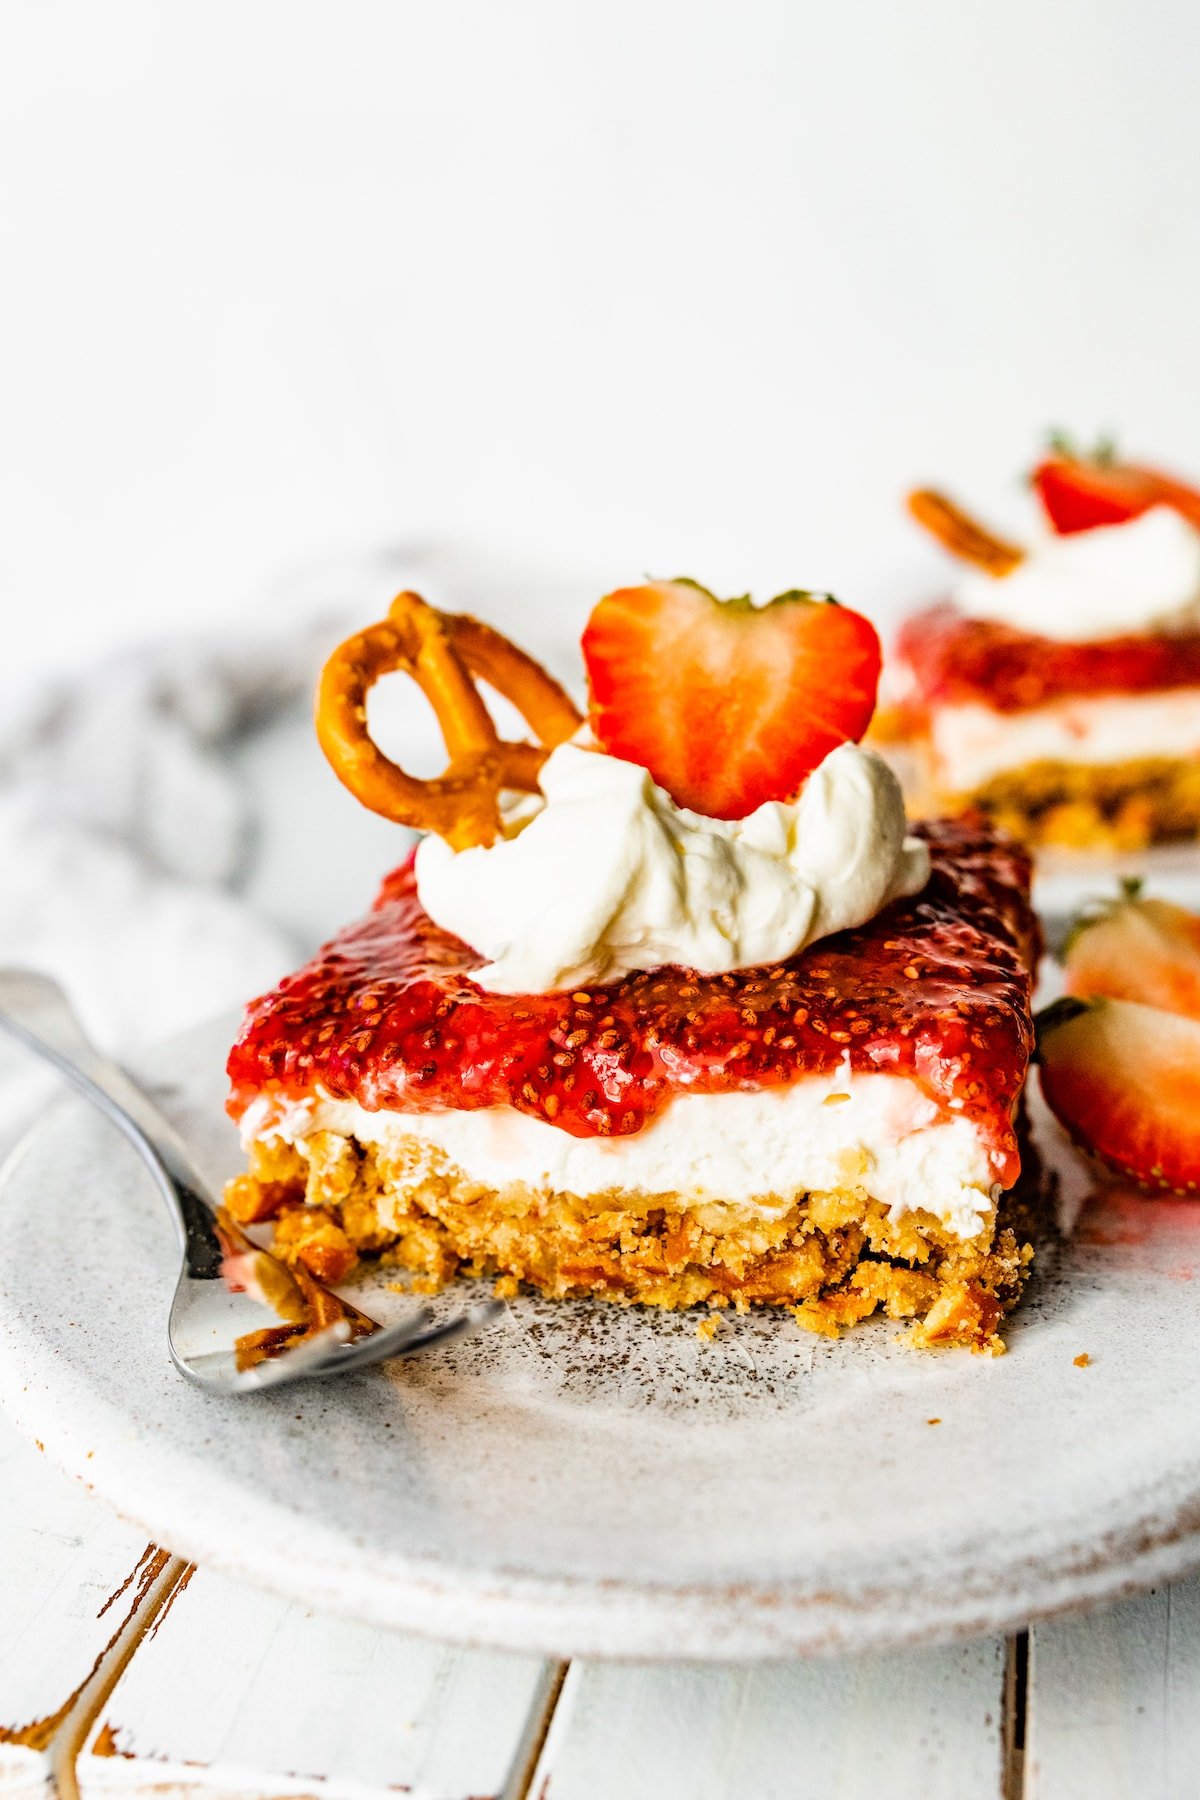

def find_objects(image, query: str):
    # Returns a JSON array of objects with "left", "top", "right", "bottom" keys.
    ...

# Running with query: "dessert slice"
[
  {"left": 227, "top": 829, "right": 1039, "bottom": 1353},
  {"left": 226, "top": 580, "right": 1041, "bottom": 1352},
  {"left": 887, "top": 443, "right": 1200, "bottom": 851}
]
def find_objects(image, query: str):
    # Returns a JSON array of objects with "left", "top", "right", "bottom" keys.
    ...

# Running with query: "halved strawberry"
[
  {"left": 1032, "top": 436, "right": 1200, "bottom": 536},
  {"left": 1064, "top": 886, "right": 1200, "bottom": 1022},
  {"left": 1037, "top": 996, "right": 1200, "bottom": 1192},
  {"left": 581, "top": 580, "right": 881, "bottom": 818}
]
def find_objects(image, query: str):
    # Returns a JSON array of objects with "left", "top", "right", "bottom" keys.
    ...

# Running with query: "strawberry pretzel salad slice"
[
  {"left": 226, "top": 581, "right": 1043, "bottom": 1352},
  {"left": 885, "top": 437, "right": 1200, "bottom": 852}
]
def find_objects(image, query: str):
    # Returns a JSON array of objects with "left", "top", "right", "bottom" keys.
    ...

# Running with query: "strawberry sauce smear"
[
  {"left": 227, "top": 822, "right": 1036, "bottom": 1188},
  {"left": 898, "top": 603, "right": 1200, "bottom": 714}
]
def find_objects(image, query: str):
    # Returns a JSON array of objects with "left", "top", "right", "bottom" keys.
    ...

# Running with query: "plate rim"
[{"left": 4, "top": 1338, "right": 1200, "bottom": 1662}]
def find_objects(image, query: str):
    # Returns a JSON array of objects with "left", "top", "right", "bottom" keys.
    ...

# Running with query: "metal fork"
[{"left": 0, "top": 970, "right": 502, "bottom": 1393}]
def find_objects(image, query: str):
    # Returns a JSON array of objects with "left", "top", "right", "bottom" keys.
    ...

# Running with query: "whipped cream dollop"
[
  {"left": 415, "top": 741, "right": 930, "bottom": 994},
  {"left": 954, "top": 504, "right": 1200, "bottom": 641}
]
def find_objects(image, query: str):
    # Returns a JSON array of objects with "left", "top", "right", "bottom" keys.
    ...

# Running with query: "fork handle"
[{"left": 0, "top": 968, "right": 223, "bottom": 1277}]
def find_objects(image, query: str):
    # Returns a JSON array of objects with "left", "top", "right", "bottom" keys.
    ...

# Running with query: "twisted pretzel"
[
  {"left": 908, "top": 488, "right": 1025, "bottom": 576},
  {"left": 316, "top": 591, "right": 583, "bottom": 849}
]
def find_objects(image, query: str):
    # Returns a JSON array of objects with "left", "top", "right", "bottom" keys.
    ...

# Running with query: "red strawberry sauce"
[
  {"left": 228, "top": 821, "right": 1036, "bottom": 1187},
  {"left": 897, "top": 603, "right": 1200, "bottom": 714}
]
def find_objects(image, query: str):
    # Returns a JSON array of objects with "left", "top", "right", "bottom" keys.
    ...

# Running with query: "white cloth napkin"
[{"left": 0, "top": 628, "right": 328, "bottom": 1143}]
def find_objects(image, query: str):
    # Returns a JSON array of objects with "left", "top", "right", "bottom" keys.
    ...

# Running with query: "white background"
[{"left": 4, "top": 0, "right": 1200, "bottom": 688}]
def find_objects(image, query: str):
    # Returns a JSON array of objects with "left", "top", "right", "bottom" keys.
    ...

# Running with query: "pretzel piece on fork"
[{"left": 315, "top": 591, "right": 583, "bottom": 849}]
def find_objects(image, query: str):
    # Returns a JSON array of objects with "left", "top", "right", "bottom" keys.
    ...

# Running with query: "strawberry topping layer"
[
  {"left": 228, "top": 821, "right": 1036, "bottom": 1188},
  {"left": 896, "top": 602, "right": 1200, "bottom": 714}
]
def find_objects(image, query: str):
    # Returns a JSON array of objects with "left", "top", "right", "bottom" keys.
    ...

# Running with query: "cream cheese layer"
[
  {"left": 241, "top": 1061, "right": 1001, "bottom": 1242},
  {"left": 927, "top": 688, "right": 1200, "bottom": 791}
]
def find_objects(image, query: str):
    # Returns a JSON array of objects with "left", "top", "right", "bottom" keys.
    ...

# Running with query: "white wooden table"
[{"left": 2, "top": 1414, "right": 1198, "bottom": 1800}]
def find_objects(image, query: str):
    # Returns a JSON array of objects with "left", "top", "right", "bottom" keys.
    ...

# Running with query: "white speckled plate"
[{"left": 2, "top": 1014, "right": 1200, "bottom": 1661}]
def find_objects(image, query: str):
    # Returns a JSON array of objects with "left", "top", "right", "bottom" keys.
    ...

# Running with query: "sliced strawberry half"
[
  {"left": 581, "top": 580, "right": 881, "bottom": 818},
  {"left": 1064, "top": 886, "right": 1200, "bottom": 1022},
  {"left": 1032, "top": 437, "right": 1200, "bottom": 536},
  {"left": 1037, "top": 995, "right": 1200, "bottom": 1192}
]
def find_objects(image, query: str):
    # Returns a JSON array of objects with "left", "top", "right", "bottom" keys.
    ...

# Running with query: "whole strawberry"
[{"left": 1063, "top": 884, "right": 1200, "bottom": 1022}]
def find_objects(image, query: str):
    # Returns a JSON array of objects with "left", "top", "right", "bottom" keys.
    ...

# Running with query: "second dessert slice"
[{"left": 890, "top": 441, "right": 1200, "bottom": 850}]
